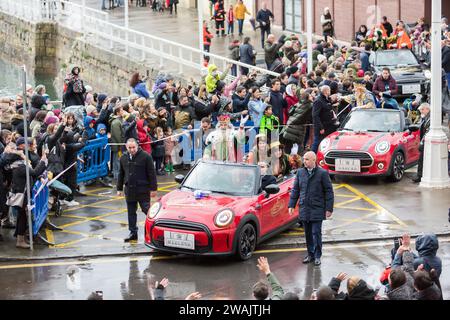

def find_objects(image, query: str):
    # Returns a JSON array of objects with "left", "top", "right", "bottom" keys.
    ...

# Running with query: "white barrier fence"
[{"left": 0, "top": 0, "right": 280, "bottom": 88}]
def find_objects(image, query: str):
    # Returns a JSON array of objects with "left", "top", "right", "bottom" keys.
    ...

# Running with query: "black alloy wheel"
[
  {"left": 236, "top": 224, "right": 257, "bottom": 260},
  {"left": 390, "top": 151, "right": 405, "bottom": 182}
]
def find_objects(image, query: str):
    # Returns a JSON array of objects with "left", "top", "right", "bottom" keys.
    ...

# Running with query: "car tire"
[
  {"left": 389, "top": 151, "right": 405, "bottom": 182},
  {"left": 235, "top": 223, "right": 257, "bottom": 261}
]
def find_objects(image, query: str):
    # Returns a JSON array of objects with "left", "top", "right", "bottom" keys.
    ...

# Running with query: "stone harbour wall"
[{"left": 0, "top": 11, "right": 162, "bottom": 99}]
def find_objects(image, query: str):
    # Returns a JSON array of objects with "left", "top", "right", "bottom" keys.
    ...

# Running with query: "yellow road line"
[
  {"left": 337, "top": 206, "right": 379, "bottom": 212},
  {"left": 79, "top": 205, "right": 122, "bottom": 210},
  {"left": 45, "top": 229, "right": 55, "bottom": 248},
  {"left": 333, "top": 184, "right": 346, "bottom": 190},
  {"left": 58, "top": 214, "right": 89, "bottom": 220},
  {"left": 335, "top": 194, "right": 359, "bottom": 198},
  {"left": 280, "top": 232, "right": 305, "bottom": 236},
  {"left": 64, "top": 197, "right": 124, "bottom": 212},
  {"left": 333, "top": 219, "right": 406, "bottom": 229},
  {"left": 342, "top": 184, "right": 407, "bottom": 227},
  {"left": 57, "top": 209, "right": 127, "bottom": 229},
  {"left": 82, "top": 192, "right": 115, "bottom": 198},
  {"left": 83, "top": 187, "right": 111, "bottom": 193},
  {"left": 326, "top": 212, "right": 379, "bottom": 230},
  {"left": 334, "top": 196, "right": 361, "bottom": 208},
  {"left": 5, "top": 238, "right": 450, "bottom": 271}
]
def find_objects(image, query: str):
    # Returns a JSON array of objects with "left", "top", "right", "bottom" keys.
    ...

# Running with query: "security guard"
[{"left": 117, "top": 138, "right": 158, "bottom": 242}]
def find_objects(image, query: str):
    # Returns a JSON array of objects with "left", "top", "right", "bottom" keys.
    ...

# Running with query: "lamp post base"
[{"left": 420, "top": 131, "right": 450, "bottom": 189}]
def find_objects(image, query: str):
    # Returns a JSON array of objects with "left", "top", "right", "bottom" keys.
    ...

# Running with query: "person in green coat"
[
  {"left": 109, "top": 105, "right": 125, "bottom": 180},
  {"left": 259, "top": 105, "right": 280, "bottom": 144}
]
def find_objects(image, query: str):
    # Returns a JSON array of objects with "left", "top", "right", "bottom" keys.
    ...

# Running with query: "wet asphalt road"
[{"left": 1, "top": 238, "right": 449, "bottom": 300}]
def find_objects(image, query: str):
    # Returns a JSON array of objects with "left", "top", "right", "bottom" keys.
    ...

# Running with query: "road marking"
[
  {"left": 57, "top": 209, "right": 127, "bottom": 228},
  {"left": 326, "top": 212, "right": 379, "bottom": 231},
  {"left": 82, "top": 187, "right": 111, "bottom": 194},
  {"left": 335, "top": 194, "right": 359, "bottom": 198},
  {"left": 342, "top": 184, "right": 407, "bottom": 227},
  {"left": 280, "top": 232, "right": 305, "bottom": 236},
  {"left": 64, "top": 197, "right": 124, "bottom": 213},
  {"left": 337, "top": 206, "right": 378, "bottom": 212},
  {"left": 334, "top": 196, "right": 362, "bottom": 208},
  {"left": 45, "top": 229, "right": 55, "bottom": 248},
  {"left": 3, "top": 237, "right": 449, "bottom": 271}
]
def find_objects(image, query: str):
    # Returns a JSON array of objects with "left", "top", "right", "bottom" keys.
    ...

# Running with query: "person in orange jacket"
[
  {"left": 203, "top": 21, "right": 214, "bottom": 53},
  {"left": 390, "top": 21, "right": 412, "bottom": 49}
]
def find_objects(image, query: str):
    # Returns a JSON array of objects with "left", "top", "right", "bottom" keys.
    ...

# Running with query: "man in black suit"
[
  {"left": 117, "top": 138, "right": 158, "bottom": 241},
  {"left": 288, "top": 151, "right": 334, "bottom": 266}
]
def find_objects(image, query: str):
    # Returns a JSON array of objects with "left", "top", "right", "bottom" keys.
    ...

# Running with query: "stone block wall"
[
  {"left": 0, "top": 12, "right": 38, "bottom": 75},
  {"left": 0, "top": 11, "right": 182, "bottom": 99}
]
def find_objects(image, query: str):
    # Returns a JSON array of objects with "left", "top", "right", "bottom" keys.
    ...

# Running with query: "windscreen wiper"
[{"left": 366, "top": 129, "right": 385, "bottom": 132}]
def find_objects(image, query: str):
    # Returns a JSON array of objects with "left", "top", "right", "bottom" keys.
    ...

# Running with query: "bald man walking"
[{"left": 288, "top": 151, "right": 334, "bottom": 266}]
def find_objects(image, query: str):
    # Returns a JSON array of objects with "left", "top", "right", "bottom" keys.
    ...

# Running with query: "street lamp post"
[
  {"left": 198, "top": 0, "right": 204, "bottom": 67},
  {"left": 125, "top": 0, "right": 129, "bottom": 55},
  {"left": 420, "top": 0, "right": 450, "bottom": 188},
  {"left": 306, "top": 0, "right": 313, "bottom": 73}
]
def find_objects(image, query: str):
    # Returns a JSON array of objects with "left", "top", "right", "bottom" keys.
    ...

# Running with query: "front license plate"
[
  {"left": 335, "top": 158, "right": 361, "bottom": 172},
  {"left": 402, "top": 84, "right": 421, "bottom": 94},
  {"left": 164, "top": 231, "right": 195, "bottom": 250}
]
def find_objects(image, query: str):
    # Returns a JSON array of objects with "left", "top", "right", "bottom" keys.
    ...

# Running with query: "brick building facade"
[{"left": 254, "top": 0, "right": 450, "bottom": 42}]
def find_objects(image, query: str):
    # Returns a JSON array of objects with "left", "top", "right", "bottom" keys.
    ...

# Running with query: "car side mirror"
[
  {"left": 408, "top": 124, "right": 420, "bottom": 132},
  {"left": 264, "top": 184, "right": 280, "bottom": 196},
  {"left": 174, "top": 174, "right": 185, "bottom": 184}
]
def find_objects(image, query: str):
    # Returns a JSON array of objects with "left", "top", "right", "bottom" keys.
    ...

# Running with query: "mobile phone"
[{"left": 393, "top": 238, "right": 400, "bottom": 252}]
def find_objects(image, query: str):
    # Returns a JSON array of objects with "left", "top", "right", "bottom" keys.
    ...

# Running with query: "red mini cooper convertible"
[
  {"left": 317, "top": 108, "right": 421, "bottom": 181},
  {"left": 145, "top": 160, "right": 297, "bottom": 260}
]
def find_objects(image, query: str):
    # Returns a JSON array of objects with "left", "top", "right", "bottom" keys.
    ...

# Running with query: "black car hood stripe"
[{"left": 361, "top": 133, "right": 385, "bottom": 151}]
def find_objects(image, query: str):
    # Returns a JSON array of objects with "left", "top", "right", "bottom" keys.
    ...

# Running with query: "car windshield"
[
  {"left": 341, "top": 111, "right": 402, "bottom": 132},
  {"left": 182, "top": 162, "right": 258, "bottom": 196},
  {"left": 374, "top": 50, "right": 418, "bottom": 66}
]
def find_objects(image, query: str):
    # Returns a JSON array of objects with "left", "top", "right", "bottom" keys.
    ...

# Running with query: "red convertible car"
[
  {"left": 317, "top": 108, "right": 420, "bottom": 181},
  {"left": 145, "top": 160, "right": 297, "bottom": 260}
]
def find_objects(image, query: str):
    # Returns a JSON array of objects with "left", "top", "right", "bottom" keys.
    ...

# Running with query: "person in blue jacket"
[
  {"left": 288, "top": 151, "right": 334, "bottom": 266},
  {"left": 129, "top": 72, "right": 150, "bottom": 99}
]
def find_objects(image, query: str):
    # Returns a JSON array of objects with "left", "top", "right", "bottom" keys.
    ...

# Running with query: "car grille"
[
  {"left": 151, "top": 219, "right": 212, "bottom": 253},
  {"left": 325, "top": 151, "right": 374, "bottom": 168}
]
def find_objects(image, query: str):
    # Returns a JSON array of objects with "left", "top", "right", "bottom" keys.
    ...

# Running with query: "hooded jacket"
[
  {"left": 414, "top": 234, "right": 442, "bottom": 277},
  {"left": 96, "top": 123, "right": 108, "bottom": 140},
  {"left": 205, "top": 64, "right": 222, "bottom": 94},
  {"left": 83, "top": 116, "right": 97, "bottom": 140},
  {"left": 136, "top": 119, "right": 152, "bottom": 154}
]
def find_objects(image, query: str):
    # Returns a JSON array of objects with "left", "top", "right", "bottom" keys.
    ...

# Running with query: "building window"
[{"left": 284, "top": 0, "right": 302, "bottom": 33}]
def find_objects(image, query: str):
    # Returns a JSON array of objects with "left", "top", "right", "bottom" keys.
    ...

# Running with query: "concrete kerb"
[{"left": 1, "top": 230, "right": 450, "bottom": 263}]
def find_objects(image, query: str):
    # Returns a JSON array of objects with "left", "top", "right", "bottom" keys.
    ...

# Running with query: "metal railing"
[{"left": 1, "top": 0, "right": 280, "bottom": 87}]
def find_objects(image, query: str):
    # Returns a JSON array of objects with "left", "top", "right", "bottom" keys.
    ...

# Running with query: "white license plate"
[
  {"left": 335, "top": 158, "right": 361, "bottom": 172},
  {"left": 164, "top": 231, "right": 195, "bottom": 250},
  {"left": 402, "top": 84, "right": 421, "bottom": 94}
]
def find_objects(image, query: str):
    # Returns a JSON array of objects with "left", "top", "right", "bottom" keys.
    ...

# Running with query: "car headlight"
[
  {"left": 214, "top": 209, "right": 235, "bottom": 228},
  {"left": 148, "top": 202, "right": 161, "bottom": 219},
  {"left": 375, "top": 141, "right": 390, "bottom": 154},
  {"left": 424, "top": 70, "right": 432, "bottom": 79},
  {"left": 319, "top": 138, "right": 331, "bottom": 153}
]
